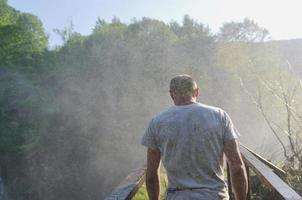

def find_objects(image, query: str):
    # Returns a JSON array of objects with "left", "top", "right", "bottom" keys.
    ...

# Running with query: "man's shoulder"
[
  {"left": 151, "top": 103, "right": 225, "bottom": 121},
  {"left": 196, "top": 103, "right": 224, "bottom": 115},
  {"left": 151, "top": 107, "right": 173, "bottom": 122}
]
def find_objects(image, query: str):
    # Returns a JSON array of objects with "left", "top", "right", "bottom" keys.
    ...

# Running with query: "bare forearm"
[
  {"left": 146, "top": 174, "right": 160, "bottom": 200},
  {"left": 230, "top": 165, "right": 248, "bottom": 200},
  {"left": 224, "top": 139, "right": 248, "bottom": 200}
]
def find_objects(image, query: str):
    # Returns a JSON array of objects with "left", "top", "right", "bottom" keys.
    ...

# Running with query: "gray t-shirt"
[{"left": 141, "top": 103, "right": 239, "bottom": 200}]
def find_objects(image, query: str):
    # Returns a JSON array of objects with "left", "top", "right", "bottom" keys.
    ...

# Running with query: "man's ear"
[
  {"left": 194, "top": 88, "right": 200, "bottom": 98},
  {"left": 169, "top": 90, "right": 174, "bottom": 99}
]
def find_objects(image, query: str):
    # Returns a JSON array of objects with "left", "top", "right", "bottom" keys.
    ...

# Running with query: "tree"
[
  {"left": 240, "top": 62, "right": 302, "bottom": 194},
  {"left": 53, "top": 21, "right": 78, "bottom": 45},
  {"left": 0, "top": 13, "right": 48, "bottom": 67},
  {"left": 0, "top": 0, "right": 17, "bottom": 27},
  {"left": 170, "top": 15, "right": 212, "bottom": 40},
  {"left": 217, "top": 18, "right": 270, "bottom": 42},
  {"left": 92, "top": 17, "right": 106, "bottom": 34},
  {"left": 127, "top": 17, "right": 176, "bottom": 41}
]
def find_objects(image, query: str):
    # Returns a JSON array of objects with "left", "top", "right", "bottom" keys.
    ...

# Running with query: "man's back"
[{"left": 142, "top": 102, "right": 239, "bottom": 200}]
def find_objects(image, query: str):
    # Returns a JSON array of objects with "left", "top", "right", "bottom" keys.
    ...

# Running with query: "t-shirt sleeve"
[
  {"left": 141, "top": 118, "right": 158, "bottom": 149},
  {"left": 222, "top": 111, "right": 240, "bottom": 142}
]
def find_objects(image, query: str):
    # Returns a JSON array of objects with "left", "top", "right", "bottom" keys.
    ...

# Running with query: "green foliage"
[
  {"left": 218, "top": 18, "right": 270, "bottom": 42},
  {"left": 170, "top": 15, "right": 211, "bottom": 40},
  {"left": 133, "top": 167, "right": 168, "bottom": 200},
  {"left": 128, "top": 17, "right": 177, "bottom": 43},
  {"left": 0, "top": 8, "right": 48, "bottom": 67},
  {"left": 0, "top": 0, "right": 17, "bottom": 26},
  {"left": 93, "top": 18, "right": 127, "bottom": 40},
  {"left": 0, "top": 70, "right": 43, "bottom": 152},
  {"left": 283, "top": 162, "right": 302, "bottom": 195}
]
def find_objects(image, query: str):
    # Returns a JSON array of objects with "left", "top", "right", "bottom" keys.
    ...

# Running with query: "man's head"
[{"left": 169, "top": 74, "right": 199, "bottom": 105}]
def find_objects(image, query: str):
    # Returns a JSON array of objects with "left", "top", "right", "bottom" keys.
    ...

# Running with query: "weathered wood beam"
[
  {"left": 104, "top": 166, "right": 146, "bottom": 200},
  {"left": 240, "top": 146, "right": 302, "bottom": 200},
  {"left": 240, "top": 144, "right": 286, "bottom": 177}
]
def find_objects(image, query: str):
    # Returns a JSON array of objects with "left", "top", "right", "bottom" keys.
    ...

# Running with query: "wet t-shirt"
[{"left": 141, "top": 103, "right": 239, "bottom": 200}]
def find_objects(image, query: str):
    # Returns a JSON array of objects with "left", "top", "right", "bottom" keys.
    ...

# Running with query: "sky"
[{"left": 8, "top": 0, "right": 302, "bottom": 47}]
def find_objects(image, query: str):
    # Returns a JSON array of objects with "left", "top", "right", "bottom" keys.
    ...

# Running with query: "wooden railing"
[
  {"left": 237, "top": 146, "right": 301, "bottom": 200},
  {"left": 104, "top": 145, "right": 302, "bottom": 200},
  {"left": 104, "top": 167, "right": 146, "bottom": 200}
]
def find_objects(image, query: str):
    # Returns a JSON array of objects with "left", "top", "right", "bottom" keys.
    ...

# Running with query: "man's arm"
[
  {"left": 223, "top": 139, "right": 248, "bottom": 200},
  {"left": 146, "top": 148, "right": 161, "bottom": 200}
]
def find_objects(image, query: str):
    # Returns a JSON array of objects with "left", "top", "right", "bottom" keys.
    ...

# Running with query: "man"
[{"left": 141, "top": 74, "right": 248, "bottom": 200}]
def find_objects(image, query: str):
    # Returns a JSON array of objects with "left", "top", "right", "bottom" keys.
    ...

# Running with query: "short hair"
[{"left": 169, "top": 74, "right": 197, "bottom": 97}]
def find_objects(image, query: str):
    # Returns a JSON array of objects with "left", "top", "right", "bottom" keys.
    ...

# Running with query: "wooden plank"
[
  {"left": 240, "top": 144, "right": 286, "bottom": 177},
  {"left": 104, "top": 166, "right": 146, "bottom": 200},
  {"left": 240, "top": 146, "right": 302, "bottom": 200}
]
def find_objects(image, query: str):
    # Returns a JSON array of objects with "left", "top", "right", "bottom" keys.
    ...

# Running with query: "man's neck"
[{"left": 174, "top": 98, "right": 197, "bottom": 105}]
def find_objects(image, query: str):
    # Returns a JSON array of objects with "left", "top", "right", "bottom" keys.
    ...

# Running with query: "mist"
[
  {"left": 34, "top": 18, "right": 283, "bottom": 199},
  {"left": 1, "top": 6, "right": 302, "bottom": 199}
]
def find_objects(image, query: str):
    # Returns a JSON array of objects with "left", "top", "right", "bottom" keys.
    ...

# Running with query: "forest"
[{"left": 1, "top": 0, "right": 302, "bottom": 199}]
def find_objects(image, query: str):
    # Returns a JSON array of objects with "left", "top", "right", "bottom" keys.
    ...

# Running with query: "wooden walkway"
[{"left": 105, "top": 145, "right": 302, "bottom": 200}]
